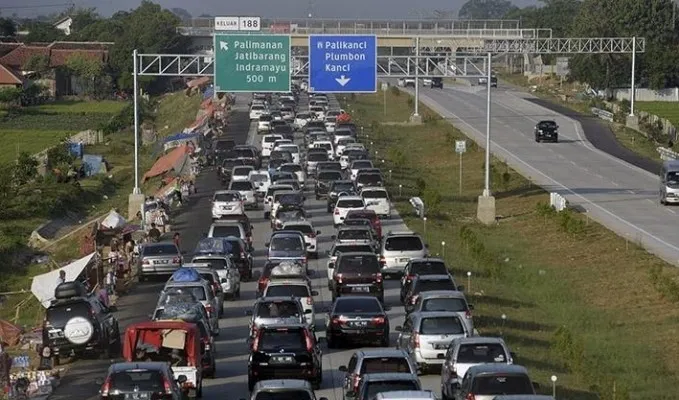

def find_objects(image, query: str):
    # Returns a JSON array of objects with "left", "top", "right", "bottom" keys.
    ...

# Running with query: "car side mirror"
[
  {"left": 311, "top": 290, "right": 319, "bottom": 296},
  {"left": 383, "top": 305, "right": 391, "bottom": 311},
  {"left": 95, "top": 378, "right": 104, "bottom": 385},
  {"left": 510, "top": 351, "right": 517, "bottom": 359},
  {"left": 316, "top": 230, "right": 321, "bottom": 235},
  {"left": 331, "top": 235, "right": 336, "bottom": 240},
  {"left": 108, "top": 305, "right": 118, "bottom": 312},
  {"left": 328, "top": 262, "right": 335, "bottom": 269},
  {"left": 395, "top": 326, "right": 403, "bottom": 331},
  {"left": 264, "top": 242, "right": 270, "bottom": 247},
  {"left": 451, "top": 381, "right": 461, "bottom": 389},
  {"left": 221, "top": 278, "right": 227, "bottom": 283},
  {"left": 338, "top": 365, "right": 348, "bottom": 372},
  {"left": 345, "top": 392, "right": 356, "bottom": 398},
  {"left": 245, "top": 310, "right": 253, "bottom": 316},
  {"left": 304, "top": 309, "right": 313, "bottom": 314},
  {"left": 306, "top": 243, "right": 312, "bottom": 247},
  {"left": 202, "top": 233, "right": 207, "bottom": 238},
  {"left": 177, "top": 375, "right": 188, "bottom": 384},
  {"left": 532, "top": 381, "right": 540, "bottom": 389},
  {"left": 457, "top": 285, "right": 465, "bottom": 292},
  {"left": 468, "top": 304, "right": 474, "bottom": 310}
]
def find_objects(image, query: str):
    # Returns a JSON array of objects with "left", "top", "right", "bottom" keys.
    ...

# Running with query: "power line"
[{"left": 0, "top": 3, "right": 74, "bottom": 10}]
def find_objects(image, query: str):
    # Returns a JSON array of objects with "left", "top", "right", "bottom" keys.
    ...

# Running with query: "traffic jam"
[{"left": 47, "top": 89, "right": 547, "bottom": 400}]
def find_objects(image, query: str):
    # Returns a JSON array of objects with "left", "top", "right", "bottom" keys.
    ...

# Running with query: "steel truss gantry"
[{"left": 479, "top": 37, "right": 645, "bottom": 53}]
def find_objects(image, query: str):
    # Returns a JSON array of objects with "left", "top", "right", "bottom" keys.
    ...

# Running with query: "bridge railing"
[{"left": 176, "top": 26, "right": 550, "bottom": 39}]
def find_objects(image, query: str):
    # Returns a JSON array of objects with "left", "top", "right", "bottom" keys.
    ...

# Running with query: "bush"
[{"left": 390, "top": 86, "right": 400, "bottom": 96}]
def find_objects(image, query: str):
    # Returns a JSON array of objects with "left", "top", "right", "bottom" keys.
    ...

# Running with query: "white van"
[
  {"left": 660, "top": 160, "right": 679, "bottom": 205},
  {"left": 360, "top": 186, "right": 391, "bottom": 218}
]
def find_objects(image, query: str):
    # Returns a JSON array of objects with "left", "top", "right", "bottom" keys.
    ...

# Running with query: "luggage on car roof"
[
  {"left": 54, "top": 281, "right": 87, "bottom": 299},
  {"left": 171, "top": 267, "right": 201, "bottom": 282}
]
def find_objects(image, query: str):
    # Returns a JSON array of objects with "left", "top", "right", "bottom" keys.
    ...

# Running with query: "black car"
[
  {"left": 233, "top": 146, "right": 261, "bottom": 169},
  {"left": 98, "top": 361, "right": 188, "bottom": 400},
  {"left": 534, "top": 120, "right": 559, "bottom": 143},
  {"left": 326, "top": 180, "right": 357, "bottom": 212},
  {"left": 326, "top": 296, "right": 390, "bottom": 348},
  {"left": 273, "top": 123, "right": 295, "bottom": 140},
  {"left": 332, "top": 252, "right": 384, "bottom": 302},
  {"left": 270, "top": 150, "right": 294, "bottom": 164},
  {"left": 213, "top": 139, "right": 236, "bottom": 160},
  {"left": 43, "top": 282, "right": 120, "bottom": 365},
  {"left": 218, "top": 158, "right": 247, "bottom": 182},
  {"left": 400, "top": 258, "right": 450, "bottom": 303},
  {"left": 247, "top": 324, "right": 323, "bottom": 390},
  {"left": 430, "top": 77, "right": 443, "bottom": 89},
  {"left": 315, "top": 170, "right": 344, "bottom": 199},
  {"left": 223, "top": 236, "right": 254, "bottom": 280},
  {"left": 403, "top": 274, "right": 461, "bottom": 313},
  {"left": 351, "top": 373, "right": 422, "bottom": 400}
]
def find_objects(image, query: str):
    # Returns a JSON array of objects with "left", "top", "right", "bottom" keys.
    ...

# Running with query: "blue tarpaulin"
[
  {"left": 164, "top": 132, "right": 198, "bottom": 143},
  {"left": 82, "top": 154, "right": 105, "bottom": 176},
  {"left": 68, "top": 142, "right": 84, "bottom": 158},
  {"left": 171, "top": 267, "right": 200, "bottom": 282}
]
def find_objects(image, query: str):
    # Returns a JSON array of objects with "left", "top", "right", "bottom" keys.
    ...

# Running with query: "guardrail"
[
  {"left": 591, "top": 107, "right": 614, "bottom": 122},
  {"left": 177, "top": 27, "right": 548, "bottom": 39},
  {"left": 657, "top": 147, "right": 679, "bottom": 161}
]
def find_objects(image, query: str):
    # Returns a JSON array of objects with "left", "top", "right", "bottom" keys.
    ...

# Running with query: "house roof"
[
  {"left": 0, "top": 43, "right": 109, "bottom": 69},
  {"left": 0, "top": 63, "right": 22, "bottom": 85},
  {"left": 0, "top": 43, "right": 22, "bottom": 57},
  {"left": 53, "top": 16, "right": 72, "bottom": 26}
]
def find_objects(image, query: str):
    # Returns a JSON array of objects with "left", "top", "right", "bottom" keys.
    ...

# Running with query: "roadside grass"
[
  {"left": 0, "top": 130, "right": 72, "bottom": 164},
  {"left": 0, "top": 91, "right": 203, "bottom": 326},
  {"left": 33, "top": 99, "right": 126, "bottom": 114},
  {"left": 609, "top": 124, "right": 663, "bottom": 162},
  {"left": 344, "top": 90, "right": 679, "bottom": 399},
  {"left": 155, "top": 91, "right": 204, "bottom": 138},
  {"left": 636, "top": 101, "right": 679, "bottom": 128}
]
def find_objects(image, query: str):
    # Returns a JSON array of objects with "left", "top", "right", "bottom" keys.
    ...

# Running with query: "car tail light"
[
  {"left": 334, "top": 208, "right": 340, "bottom": 215},
  {"left": 162, "top": 376, "right": 173, "bottom": 395},
  {"left": 309, "top": 232, "right": 316, "bottom": 238},
  {"left": 252, "top": 332, "right": 260, "bottom": 351},
  {"left": 465, "top": 394, "right": 475, "bottom": 400},
  {"left": 143, "top": 259, "right": 151, "bottom": 265},
  {"left": 352, "top": 375, "right": 361, "bottom": 391},
  {"left": 373, "top": 273, "right": 383, "bottom": 283},
  {"left": 205, "top": 304, "right": 214, "bottom": 317},
  {"left": 100, "top": 376, "right": 112, "bottom": 396},
  {"left": 303, "top": 329, "right": 314, "bottom": 352},
  {"left": 465, "top": 310, "right": 472, "bottom": 319},
  {"left": 410, "top": 295, "right": 419, "bottom": 305},
  {"left": 258, "top": 277, "right": 270, "bottom": 290},
  {"left": 240, "top": 252, "right": 246, "bottom": 259},
  {"left": 412, "top": 333, "right": 420, "bottom": 348},
  {"left": 379, "top": 256, "right": 386, "bottom": 265},
  {"left": 406, "top": 275, "right": 415, "bottom": 282},
  {"left": 372, "top": 317, "right": 385, "bottom": 324},
  {"left": 335, "top": 274, "right": 343, "bottom": 283},
  {"left": 172, "top": 256, "right": 181, "bottom": 264},
  {"left": 306, "top": 297, "right": 313, "bottom": 305},
  {"left": 301, "top": 256, "right": 307, "bottom": 265}
]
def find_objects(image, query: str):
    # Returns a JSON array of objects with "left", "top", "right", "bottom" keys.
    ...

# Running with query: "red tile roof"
[
  {"left": 0, "top": 63, "right": 22, "bottom": 85},
  {"left": 0, "top": 43, "right": 22, "bottom": 57},
  {"left": 0, "top": 44, "right": 108, "bottom": 69}
]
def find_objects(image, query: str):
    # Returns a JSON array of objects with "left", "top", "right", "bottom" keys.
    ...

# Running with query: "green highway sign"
[{"left": 213, "top": 34, "right": 291, "bottom": 93}]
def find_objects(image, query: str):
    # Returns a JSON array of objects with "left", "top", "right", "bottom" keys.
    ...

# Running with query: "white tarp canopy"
[
  {"left": 101, "top": 209, "right": 127, "bottom": 229},
  {"left": 31, "top": 253, "right": 96, "bottom": 308}
]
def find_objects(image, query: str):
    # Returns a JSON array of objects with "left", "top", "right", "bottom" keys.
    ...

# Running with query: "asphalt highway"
[
  {"left": 400, "top": 81, "right": 679, "bottom": 266},
  {"left": 52, "top": 94, "right": 452, "bottom": 400}
]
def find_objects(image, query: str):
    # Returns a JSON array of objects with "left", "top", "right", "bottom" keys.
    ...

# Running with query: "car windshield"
[
  {"left": 211, "top": 225, "right": 241, "bottom": 238},
  {"left": 278, "top": 210, "right": 305, "bottom": 221},
  {"left": 250, "top": 174, "right": 269, "bottom": 182},
  {"left": 385, "top": 236, "right": 423, "bottom": 251},
  {"left": 419, "top": 316, "right": 464, "bottom": 335},
  {"left": 334, "top": 297, "right": 382, "bottom": 313},
  {"left": 352, "top": 161, "right": 372, "bottom": 169},
  {"left": 362, "top": 190, "right": 388, "bottom": 199},
  {"left": 332, "top": 245, "right": 373, "bottom": 256},
  {"left": 255, "top": 391, "right": 312, "bottom": 400},
  {"left": 215, "top": 141, "right": 234, "bottom": 150},
  {"left": 214, "top": 192, "right": 240, "bottom": 202},
  {"left": 365, "top": 381, "right": 420, "bottom": 400},
  {"left": 234, "top": 149, "right": 255, "bottom": 158},
  {"left": 538, "top": 121, "right": 557, "bottom": 129},
  {"left": 472, "top": 375, "right": 534, "bottom": 395},
  {"left": 47, "top": 302, "right": 90, "bottom": 326},
  {"left": 192, "top": 258, "right": 227, "bottom": 270},
  {"left": 457, "top": 344, "right": 508, "bottom": 364},
  {"left": 275, "top": 194, "right": 302, "bottom": 204},
  {"left": 259, "top": 329, "right": 306, "bottom": 351},
  {"left": 360, "top": 358, "right": 412, "bottom": 373},
  {"left": 167, "top": 285, "right": 207, "bottom": 301},
  {"left": 270, "top": 237, "right": 304, "bottom": 251},
  {"left": 110, "top": 370, "right": 165, "bottom": 392},
  {"left": 280, "top": 164, "right": 302, "bottom": 173},
  {"left": 266, "top": 285, "right": 310, "bottom": 298},
  {"left": 357, "top": 174, "right": 382, "bottom": 185},
  {"left": 411, "top": 261, "right": 448, "bottom": 275},
  {"left": 274, "top": 125, "right": 293, "bottom": 133},
  {"left": 318, "top": 171, "right": 342, "bottom": 180},
  {"left": 297, "top": 113, "right": 310, "bottom": 119},
  {"left": 308, "top": 153, "right": 328, "bottom": 161},
  {"left": 337, "top": 255, "right": 380, "bottom": 273},
  {"left": 421, "top": 298, "right": 467, "bottom": 312},
  {"left": 338, "top": 229, "right": 370, "bottom": 240},
  {"left": 265, "top": 136, "right": 282, "bottom": 143},
  {"left": 285, "top": 224, "right": 313, "bottom": 235},
  {"left": 143, "top": 245, "right": 177, "bottom": 256},
  {"left": 256, "top": 301, "right": 300, "bottom": 318},
  {"left": 331, "top": 183, "right": 355, "bottom": 192},
  {"left": 230, "top": 181, "right": 253, "bottom": 191},
  {"left": 234, "top": 167, "right": 253, "bottom": 175},
  {"left": 337, "top": 199, "right": 365, "bottom": 208},
  {"left": 416, "top": 279, "right": 456, "bottom": 292},
  {"left": 279, "top": 146, "right": 298, "bottom": 153},
  {"left": 260, "top": 115, "right": 273, "bottom": 122}
]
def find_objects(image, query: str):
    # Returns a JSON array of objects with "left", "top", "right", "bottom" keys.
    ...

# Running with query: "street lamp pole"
[{"left": 483, "top": 51, "right": 492, "bottom": 197}]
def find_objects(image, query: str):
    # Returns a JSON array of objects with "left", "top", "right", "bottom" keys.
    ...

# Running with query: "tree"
[
  {"left": 23, "top": 54, "right": 51, "bottom": 78},
  {"left": 69, "top": 8, "right": 99, "bottom": 33},
  {"left": 459, "top": 0, "right": 516, "bottom": 19},
  {"left": 569, "top": 0, "right": 679, "bottom": 89},
  {"left": 12, "top": 152, "right": 38, "bottom": 186},
  {"left": 170, "top": 8, "right": 192, "bottom": 21},
  {"left": 0, "top": 17, "right": 16, "bottom": 36},
  {"left": 0, "top": 87, "right": 22, "bottom": 105},
  {"left": 23, "top": 21, "right": 64, "bottom": 42},
  {"left": 66, "top": 53, "right": 110, "bottom": 98},
  {"left": 503, "top": 0, "right": 581, "bottom": 38}
]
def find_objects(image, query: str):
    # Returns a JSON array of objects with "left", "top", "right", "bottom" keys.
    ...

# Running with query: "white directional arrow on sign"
[
  {"left": 335, "top": 75, "right": 351, "bottom": 86},
  {"left": 219, "top": 41, "right": 229, "bottom": 51}
]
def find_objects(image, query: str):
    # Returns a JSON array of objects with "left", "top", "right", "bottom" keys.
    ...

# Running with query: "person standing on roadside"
[
  {"left": 147, "top": 223, "right": 161, "bottom": 242},
  {"left": 173, "top": 232, "right": 181, "bottom": 250},
  {"left": 56, "top": 270, "right": 66, "bottom": 286}
]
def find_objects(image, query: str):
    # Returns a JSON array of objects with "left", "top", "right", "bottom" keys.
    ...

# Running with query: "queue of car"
[{"left": 50, "top": 88, "right": 553, "bottom": 400}]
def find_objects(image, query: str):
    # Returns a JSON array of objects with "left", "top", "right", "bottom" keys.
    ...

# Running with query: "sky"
[{"left": 1, "top": 0, "right": 539, "bottom": 19}]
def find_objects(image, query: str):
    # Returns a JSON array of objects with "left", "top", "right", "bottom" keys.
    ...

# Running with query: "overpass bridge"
[{"left": 178, "top": 18, "right": 553, "bottom": 52}]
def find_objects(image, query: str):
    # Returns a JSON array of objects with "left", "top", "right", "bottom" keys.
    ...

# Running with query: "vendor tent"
[
  {"left": 163, "top": 132, "right": 199, "bottom": 152},
  {"left": 143, "top": 145, "right": 192, "bottom": 182},
  {"left": 31, "top": 253, "right": 96, "bottom": 308},
  {"left": 101, "top": 209, "right": 127, "bottom": 229}
]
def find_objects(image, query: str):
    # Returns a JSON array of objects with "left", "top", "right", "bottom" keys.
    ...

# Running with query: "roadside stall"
[
  {"left": 30, "top": 253, "right": 98, "bottom": 309},
  {"left": 163, "top": 132, "right": 200, "bottom": 153}
]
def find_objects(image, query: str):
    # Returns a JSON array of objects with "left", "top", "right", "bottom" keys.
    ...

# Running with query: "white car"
[
  {"left": 332, "top": 196, "right": 366, "bottom": 227},
  {"left": 326, "top": 110, "right": 341, "bottom": 119},
  {"left": 310, "top": 106, "right": 325, "bottom": 120},
  {"left": 261, "top": 134, "right": 284, "bottom": 157},
  {"left": 275, "top": 144, "right": 301, "bottom": 164},
  {"left": 279, "top": 163, "right": 306, "bottom": 187},
  {"left": 333, "top": 129, "right": 353, "bottom": 145},
  {"left": 248, "top": 170, "right": 271, "bottom": 197},
  {"left": 324, "top": 117, "right": 337, "bottom": 133},
  {"left": 312, "top": 141, "right": 334, "bottom": 160},
  {"left": 262, "top": 279, "right": 318, "bottom": 327},
  {"left": 249, "top": 104, "right": 266, "bottom": 120},
  {"left": 294, "top": 112, "right": 311, "bottom": 130},
  {"left": 211, "top": 190, "right": 244, "bottom": 219},
  {"left": 280, "top": 107, "right": 295, "bottom": 121},
  {"left": 273, "top": 139, "right": 293, "bottom": 150},
  {"left": 228, "top": 180, "right": 257, "bottom": 209},
  {"left": 360, "top": 186, "right": 391, "bottom": 218},
  {"left": 335, "top": 137, "right": 356, "bottom": 157},
  {"left": 257, "top": 114, "right": 273, "bottom": 133},
  {"left": 350, "top": 160, "right": 374, "bottom": 181},
  {"left": 231, "top": 165, "right": 254, "bottom": 182},
  {"left": 282, "top": 220, "right": 321, "bottom": 258}
]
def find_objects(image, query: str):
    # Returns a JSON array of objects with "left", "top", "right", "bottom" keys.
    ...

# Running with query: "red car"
[{"left": 345, "top": 209, "right": 382, "bottom": 238}]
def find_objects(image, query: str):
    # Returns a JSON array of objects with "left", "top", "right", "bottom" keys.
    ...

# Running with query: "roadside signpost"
[
  {"left": 214, "top": 16, "right": 261, "bottom": 31},
  {"left": 455, "top": 140, "right": 467, "bottom": 195},
  {"left": 308, "top": 35, "right": 377, "bottom": 93},
  {"left": 213, "top": 34, "right": 291, "bottom": 92}
]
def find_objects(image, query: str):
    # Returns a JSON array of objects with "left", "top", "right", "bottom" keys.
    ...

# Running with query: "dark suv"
[
  {"left": 400, "top": 258, "right": 450, "bottom": 303},
  {"left": 326, "top": 180, "right": 357, "bottom": 212},
  {"left": 332, "top": 252, "right": 384, "bottom": 302},
  {"left": 247, "top": 324, "right": 323, "bottom": 390},
  {"left": 43, "top": 282, "right": 120, "bottom": 365},
  {"left": 326, "top": 296, "right": 390, "bottom": 348},
  {"left": 315, "top": 170, "right": 344, "bottom": 199},
  {"left": 98, "top": 361, "right": 187, "bottom": 400},
  {"left": 534, "top": 120, "right": 559, "bottom": 143},
  {"left": 403, "top": 275, "right": 461, "bottom": 313}
]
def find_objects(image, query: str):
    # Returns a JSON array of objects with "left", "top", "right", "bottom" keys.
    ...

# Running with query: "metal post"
[
  {"left": 459, "top": 152, "right": 463, "bottom": 195},
  {"left": 132, "top": 49, "right": 141, "bottom": 195},
  {"left": 414, "top": 37, "right": 420, "bottom": 116},
  {"left": 629, "top": 36, "right": 636, "bottom": 116},
  {"left": 483, "top": 52, "right": 492, "bottom": 197}
]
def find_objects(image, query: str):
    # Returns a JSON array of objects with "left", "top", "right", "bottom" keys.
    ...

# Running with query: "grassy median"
[{"left": 342, "top": 89, "right": 679, "bottom": 400}]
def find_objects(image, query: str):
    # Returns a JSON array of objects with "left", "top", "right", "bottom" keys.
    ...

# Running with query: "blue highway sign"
[{"left": 308, "top": 35, "right": 377, "bottom": 93}]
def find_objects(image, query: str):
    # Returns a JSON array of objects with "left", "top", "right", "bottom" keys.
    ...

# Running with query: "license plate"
[
  {"left": 351, "top": 286, "right": 370, "bottom": 293},
  {"left": 433, "top": 343, "right": 448, "bottom": 350},
  {"left": 350, "top": 321, "right": 368, "bottom": 327},
  {"left": 125, "top": 393, "right": 150, "bottom": 400},
  {"left": 222, "top": 206, "right": 232, "bottom": 210},
  {"left": 48, "top": 329, "right": 63, "bottom": 339},
  {"left": 399, "top": 258, "right": 409, "bottom": 263},
  {"left": 272, "top": 355, "right": 295, "bottom": 363},
  {"left": 155, "top": 260, "right": 169, "bottom": 264}
]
